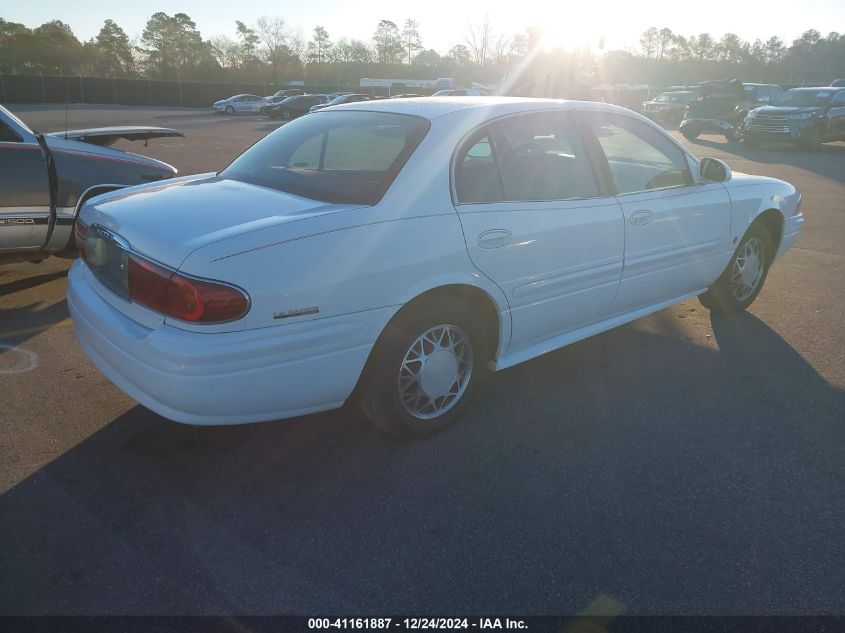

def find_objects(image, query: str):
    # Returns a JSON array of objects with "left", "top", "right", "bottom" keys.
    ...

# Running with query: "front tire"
[
  {"left": 796, "top": 129, "right": 821, "bottom": 151},
  {"left": 225, "top": 106, "right": 234, "bottom": 114},
  {"left": 280, "top": 109, "right": 292, "bottom": 120},
  {"left": 699, "top": 223, "right": 773, "bottom": 314},
  {"left": 681, "top": 126, "right": 700, "bottom": 140},
  {"left": 359, "top": 297, "right": 488, "bottom": 438}
]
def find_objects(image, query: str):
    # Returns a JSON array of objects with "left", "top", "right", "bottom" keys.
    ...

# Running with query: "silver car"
[{"left": 212, "top": 94, "right": 269, "bottom": 114}]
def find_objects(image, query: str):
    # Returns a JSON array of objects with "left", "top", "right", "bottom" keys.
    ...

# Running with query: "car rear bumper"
[{"left": 68, "top": 260, "right": 390, "bottom": 425}]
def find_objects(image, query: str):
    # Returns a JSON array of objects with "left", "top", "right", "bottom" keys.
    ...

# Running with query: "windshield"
[
  {"left": 772, "top": 89, "right": 835, "bottom": 107},
  {"left": 0, "top": 105, "right": 33, "bottom": 135},
  {"left": 655, "top": 92, "right": 693, "bottom": 102},
  {"left": 222, "top": 111, "right": 429, "bottom": 205}
]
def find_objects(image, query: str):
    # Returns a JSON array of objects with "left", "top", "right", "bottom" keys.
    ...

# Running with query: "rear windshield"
[{"left": 222, "top": 111, "right": 429, "bottom": 205}]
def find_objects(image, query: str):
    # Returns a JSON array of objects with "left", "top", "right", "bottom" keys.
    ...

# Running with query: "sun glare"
[{"left": 538, "top": 21, "right": 605, "bottom": 53}]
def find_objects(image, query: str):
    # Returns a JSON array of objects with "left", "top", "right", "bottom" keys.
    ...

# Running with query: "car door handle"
[
  {"left": 478, "top": 229, "right": 512, "bottom": 249},
  {"left": 630, "top": 210, "right": 654, "bottom": 226}
]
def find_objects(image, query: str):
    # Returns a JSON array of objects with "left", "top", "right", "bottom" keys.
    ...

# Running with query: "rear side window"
[
  {"left": 581, "top": 113, "right": 691, "bottom": 195},
  {"left": 223, "top": 111, "right": 429, "bottom": 205},
  {"left": 455, "top": 111, "right": 599, "bottom": 203}
]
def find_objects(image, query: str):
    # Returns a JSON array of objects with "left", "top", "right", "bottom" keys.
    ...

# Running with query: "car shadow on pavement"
[
  {"left": 1, "top": 311, "right": 843, "bottom": 615},
  {"left": 0, "top": 270, "right": 68, "bottom": 300}
]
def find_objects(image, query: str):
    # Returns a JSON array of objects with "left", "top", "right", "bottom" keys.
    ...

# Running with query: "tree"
[
  {"left": 412, "top": 48, "right": 441, "bottom": 67},
  {"left": 718, "top": 33, "right": 744, "bottom": 62},
  {"left": 94, "top": 19, "right": 135, "bottom": 76},
  {"left": 402, "top": 19, "right": 422, "bottom": 67},
  {"left": 307, "top": 26, "right": 331, "bottom": 64},
  {"left": 32, "top": 20, "right": 83, "bottom": 75},
  {"left": 656, "top": 27, "right": 674, "bottom": 60},
  {"left": 209, "top": 35, "right": 240, "bottom": 70},
  {"left": 690, "top": 32, "right": 716, "bottom": 61},
  {"left": 334, "top": 37, "right": 372, "bottom": 64},
  {"left": 0, "top": 18, "right": 38, "bottom": 73},
  {"left": 465, "top": 16, "right": 493, "bottom": 67},
  {"left": 640, "top": 27, "right": 659, "bottom": 58},
  {"left": 235, "top": 21, "right": 260, "bottom": 67},
  {"left": 373, "top": 20, "right": 402, "bottom": 64},
  {"left": 764, "top": 36, "right": 785, "bottom": 63},
  {"left": 446, "top": 44, "right": 471, "bottom": 66},
  {"left": 141, "top": 12, "right": 210, "bottom": 79}
]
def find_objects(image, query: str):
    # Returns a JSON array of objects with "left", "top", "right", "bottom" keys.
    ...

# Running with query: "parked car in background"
[
  {"left": 261, "top": 91, "right": 307, "bottom": 111},
  {"left": 743, "top": 86, "right": 845, "bottom": 149},
  {"left": 0, "top": 104, "right": 182, "bottom": 265},
  {"left": 680, "top": 81, "right": 783, "bottom": 141},
  {"left": 432, "top": 88, "right": 483, "bottom": 96},
  {"left": 68, "top": 97, "right": 802, "bottom": 437},
  {"left": 389, "top": 94, "right": 422, "bottom": 99},
  {"left": 212, "top": 94, "right": 269, "bottom": 114},
  {"left": 641, "top": 91, "right": 699, "bottom": 125},
  {"left": 267, "top": 94, "right": 331, "bottom": 119},
  {"left": 310, "top": 94, "right": 371, "bottom": 113}
]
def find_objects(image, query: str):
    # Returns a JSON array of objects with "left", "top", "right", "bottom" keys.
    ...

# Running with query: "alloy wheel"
[
  {"left": 397, "top": 324, "right": 473, "bottom": 420},
  {"left": 731, "top": 237, "right": 766, "bottom": 301}
]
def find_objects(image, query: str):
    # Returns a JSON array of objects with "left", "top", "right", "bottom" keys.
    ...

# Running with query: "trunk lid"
[{"left": 79, "top": 173, "right": 359, "bottom": 269}]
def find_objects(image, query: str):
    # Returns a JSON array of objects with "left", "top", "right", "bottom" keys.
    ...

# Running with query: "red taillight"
[
  {"left": 126, "top": 255, "right": 249, "bottom": 323},
  {"left": 75, "top": 221, "right": 89, "bottom": 258}
]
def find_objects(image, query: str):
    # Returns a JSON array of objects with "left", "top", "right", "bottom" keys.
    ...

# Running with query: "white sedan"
[
  {"left": 212, "top": 94, "right": 269, "bottom": 114},
  {"left": 68, "top": 97, "right": 804, "bottom": 436}
]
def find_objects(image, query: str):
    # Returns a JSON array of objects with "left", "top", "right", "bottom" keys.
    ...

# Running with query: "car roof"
[{"left": 323, "top": 96, "right": 630, "bottom": 121}]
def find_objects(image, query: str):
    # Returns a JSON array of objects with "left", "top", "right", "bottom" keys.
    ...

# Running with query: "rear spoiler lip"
[{"left": 46, "top": 126, "right": 185, "bottom": 147}]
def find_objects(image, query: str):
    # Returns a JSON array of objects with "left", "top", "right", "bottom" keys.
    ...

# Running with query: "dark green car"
[{"left": 743, "top": 87, "right": 845, "bottom": 150}]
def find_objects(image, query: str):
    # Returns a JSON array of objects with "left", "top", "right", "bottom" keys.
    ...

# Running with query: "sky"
[{"left": 4, "top": 0, "right": 844, "bottom": 54}]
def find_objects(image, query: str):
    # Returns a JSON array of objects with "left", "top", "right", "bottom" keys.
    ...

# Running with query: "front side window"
[
  {"left": 223, "top": 111, "right": 429, "bottom": 205},
  {"left": 583, "top": 113, "right": 691, "bottom": 195}
]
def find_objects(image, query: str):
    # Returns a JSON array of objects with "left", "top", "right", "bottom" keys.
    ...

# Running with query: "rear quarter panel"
[{"left": 174, "top": 212, "right": 511, "bottom": 354}]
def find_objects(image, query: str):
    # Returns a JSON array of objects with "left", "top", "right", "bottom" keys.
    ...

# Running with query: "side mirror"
[{"left": 700, "top": 157, "right": 732, "bottom": 182}]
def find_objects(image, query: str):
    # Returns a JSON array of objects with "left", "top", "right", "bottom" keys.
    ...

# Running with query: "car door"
[
  {"left": 577, "top": 111, "right": 732, "bottom": 314},
  {"left": 453, "top": 110, "right": 625, "bottom": 353},
  {"left": 827, "top": 90, "right": 845, "bottom": 139},
  {"left": 233, "top": 97, "right": 249, "bottom": 113},
  {"left": 0, "top": 118, "right": 50, "bottom": 251}
]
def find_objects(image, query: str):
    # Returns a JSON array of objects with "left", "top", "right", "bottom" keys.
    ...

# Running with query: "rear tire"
[
  {"left": 359, "top": 297, "right": 488, "bottom": 438},
  {"left": 281, "top": 109, "right": 292, "bottom": 120},
  {"left": 699, "top": 223, "right": 773, "bottom": 314}
]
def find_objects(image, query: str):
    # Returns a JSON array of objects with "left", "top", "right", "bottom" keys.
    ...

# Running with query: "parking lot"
[{"left": 1, "top": 104, "right": 843, "bottom": 615}]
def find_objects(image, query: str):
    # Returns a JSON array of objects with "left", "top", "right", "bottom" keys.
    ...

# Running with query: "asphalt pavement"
[{"left": 1, "top": 105, "right": 843, "bottom": 615}]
